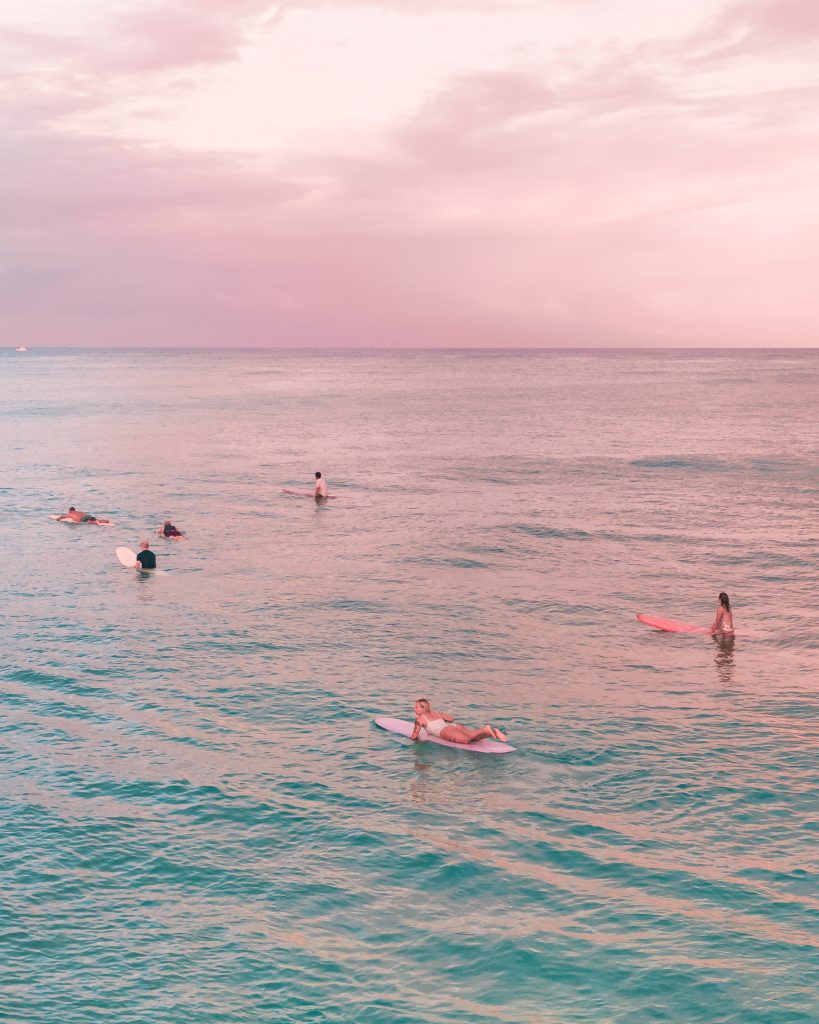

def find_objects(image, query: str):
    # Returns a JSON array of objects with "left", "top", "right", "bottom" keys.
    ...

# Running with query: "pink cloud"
[
  {"left": 684, "top": 0, "right": 819, "bottom": 61},
  {"left": 2, "top": 4, "right": 819, "bottom": 347}
]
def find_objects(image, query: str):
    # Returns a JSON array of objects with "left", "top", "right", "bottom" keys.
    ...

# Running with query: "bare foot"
[{"left": 492, "top": 726, "right": 507, "bottom": 742}]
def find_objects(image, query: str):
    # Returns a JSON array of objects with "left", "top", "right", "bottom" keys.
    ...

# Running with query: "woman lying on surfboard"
[
  {"left": 410, "top": 699, "right": 507, "bottom": 744},
  {"left": 710, "top": 592, "right": 734, "bottom": 635}
]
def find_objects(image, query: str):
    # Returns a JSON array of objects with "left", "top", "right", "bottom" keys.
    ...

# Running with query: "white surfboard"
[
  {"left": 374, "top": 717, "right": 514, "bottom": 754},
  {"left": 116, "top": 546, "right": 138, "bottom": 568},
  {"left": 51, "top": 514, "right": 115, "bottom": 526}
]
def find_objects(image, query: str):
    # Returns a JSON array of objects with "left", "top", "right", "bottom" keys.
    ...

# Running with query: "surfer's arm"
[
  {"left": 709, "top": 609, "right": 722, "bottom": 633},
  {"left": 441, "top": 713, "right": 455, "bottom": 722},
  {"left": 410, "top": 720, "right": 422, "bottom": 741}
]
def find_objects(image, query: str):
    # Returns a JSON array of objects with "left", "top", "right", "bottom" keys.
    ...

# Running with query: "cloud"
[
  {"left": 0, "top": 1, "right": 272, "bottom": 82},
  {"left": 2, "top": 3, "right": 819, "bottom": 346},
  {"left": 684, "top": 0, "right": 819, "bottom": 62}
]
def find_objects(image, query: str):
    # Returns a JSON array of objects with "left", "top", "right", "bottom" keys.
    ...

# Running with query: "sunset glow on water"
[{"left": 2, "top": 348, "right": 817, "bottom": 1023}]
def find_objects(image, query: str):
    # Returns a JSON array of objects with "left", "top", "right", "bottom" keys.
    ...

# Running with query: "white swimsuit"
[{"left": 424, "top": 718, "right": 447, "bottom": 737}]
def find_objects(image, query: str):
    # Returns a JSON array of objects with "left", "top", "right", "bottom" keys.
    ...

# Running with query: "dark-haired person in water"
[
  {"left": 157, "top": 519, "right": 184, "bottom": 539},
  {"left": 410, "top": 699, "right": 507, "bottom": 744},
  {"left": 710, "top": 592, "right": 734, "bottom": 634},
  {"left": 57, "top": 506, "right": 111, "bottom": 524},
  {"left": 314, "top": 471, "right": 328, "bottom": 500}
]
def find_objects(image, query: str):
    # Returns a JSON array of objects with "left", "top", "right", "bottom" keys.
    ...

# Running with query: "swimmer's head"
[
  {"left": 719, "top": 592, "right": 730, "bottom": 609},
  {"left": 164, "top": 519, "right": 171, "bottom": 526},
  {"left": 140, "top": 539, "right": 150, "bottom": 550},
  {"left": 69, "top": 506, "right": 76, "bottom": 512},
  {"left": 414, "top": 698, "right": 431, "bottom": 716},
  {"left": 315, "top": 471, "right": 322, "bottom": 479}
]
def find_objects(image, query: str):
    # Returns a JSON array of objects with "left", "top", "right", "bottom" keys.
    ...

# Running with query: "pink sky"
[{"left": 2, "top": 0, "right": 818, "bottom": 347}]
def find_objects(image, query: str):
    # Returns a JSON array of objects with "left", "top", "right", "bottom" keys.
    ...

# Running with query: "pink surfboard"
[
  {"left": 374, "top": 717, "right": 515, "bottom": 754},
  {"left": 281, "top": 489, "right": 339, "bottom": 499},
  {"left": 637, "top": 614, "right": 711, "bottom": 635}
]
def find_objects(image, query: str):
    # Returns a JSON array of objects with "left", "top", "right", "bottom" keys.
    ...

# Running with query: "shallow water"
[{"left": 1, "top": 348, "right": 817, "bottom": 1023}]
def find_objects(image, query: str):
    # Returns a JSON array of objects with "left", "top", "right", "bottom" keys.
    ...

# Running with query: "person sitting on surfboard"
[
  {"left": 57, "top": 506, "right": 111, "bottom": 524},
  {"left": 314, "top": 471, "right": 328, "bottom": 499},
  {"left": 157, "top": 519, "right": 183, "bottom": 539},
  {"left": 410, "top": 699, "right": 507, "bottom": 744},
  {"left": 135, "top": 540, "right": 157, "bottom": 570},
  {"left": 710, "top": 592, "right": 734, "bottom": 634}
]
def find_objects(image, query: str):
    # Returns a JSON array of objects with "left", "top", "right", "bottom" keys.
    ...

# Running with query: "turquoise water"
[{"left": 1, "top": 348, "right": 817, "bottom": 1024}]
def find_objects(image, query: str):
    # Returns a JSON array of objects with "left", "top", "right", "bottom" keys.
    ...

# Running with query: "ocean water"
[{"left": 1, "top": 348, "right": 817, "bottom": 1024}]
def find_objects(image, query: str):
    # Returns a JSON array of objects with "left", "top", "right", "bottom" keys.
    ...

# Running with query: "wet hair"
[
  {"left": 719, "top": 592, "right": 730, "bottom": 610},
  {"left": 415, "top": 698, "right": 431, "bottom": 713},
  {"left": 69, "top": 506, "right": 76, "bottom": 512},
  {"left": 315, "top": 471, "right": 322, "bottom": 479}
]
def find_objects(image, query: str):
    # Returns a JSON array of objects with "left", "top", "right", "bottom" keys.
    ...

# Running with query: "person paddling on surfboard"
[
  {"left": 57, "top": 506, "right": 111, "bottom": 525},
  {"left": 157, "top": 519, "right": 184, "bottom": 539},
  {"left": 410, "top": 699, "right": 507, "bottom": 745},
  {"left": 135, "top": 540, "right": 157, "bottom": 570},
  {"left": 710, "top": 592, "right": 734, "bottom": 635},
  {"left": 314, "top": 471, "right": 328, "bottom": 500}
]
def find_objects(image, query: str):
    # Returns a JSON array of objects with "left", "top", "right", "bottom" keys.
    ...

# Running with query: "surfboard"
[
  {"left": 50, "top": 514, "right": 115, "bottom": 526},
  {"left": 374, "top": 717, "right": 515, "bottom": 754},
  {"left": 116, "top": 547, "right": 138, "bottom": 568},
  {"left": 281, "top": 489, "right": 339, "bottom": 499},
  {"left": 637, "top": 614, "right": 711, "bottom": 635}
]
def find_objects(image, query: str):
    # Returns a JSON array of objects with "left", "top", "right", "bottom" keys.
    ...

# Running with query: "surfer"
[
  {"left": 710, "top": 592, "right": 734, "bottom": 634},
  {"left": 314, "top": 471, "right": 328, "bottom": 499},
  {"left": 157, "top": 519, "right": 184, "bottom": 539},
  {"left": 135, "top": 540, "right": 157, "bottom": 570},
  {"left": 410, "top": 699, "right": 507, "bottom": 744},
  {"left": 57, "top": 506, "right": 111, "bottom": 524}
]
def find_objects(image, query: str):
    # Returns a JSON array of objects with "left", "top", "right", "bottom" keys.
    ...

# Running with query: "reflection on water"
[
  {"left": 712, "top": 633, "right": 736, "bottom": 685},
  {"left": 135, "top": 571, "right": 157, "bottom": 603},
  {"left": 1, "top": 348, "right": 818, "bottom": 1024}
]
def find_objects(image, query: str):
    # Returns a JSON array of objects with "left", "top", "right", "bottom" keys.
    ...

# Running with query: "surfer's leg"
[
  {"left": 441, "top": 724, "right": 495, "bottom": 744},
  {"left": 440, "top": 725, "right": 474, "bottom": 744}
]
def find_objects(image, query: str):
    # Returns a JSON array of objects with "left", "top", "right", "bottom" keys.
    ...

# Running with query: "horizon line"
[{"left": 5, "top": 344, "right": 819, "bottom": 354}]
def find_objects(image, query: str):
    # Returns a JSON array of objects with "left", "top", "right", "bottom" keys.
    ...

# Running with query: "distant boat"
[{"left": 15, "top": 346, "right": 27, "bottom": 352}]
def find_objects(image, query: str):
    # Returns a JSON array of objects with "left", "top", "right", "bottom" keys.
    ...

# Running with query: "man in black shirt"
[{"left": 135, "top": 540, "right": 157, "bottom": 570}]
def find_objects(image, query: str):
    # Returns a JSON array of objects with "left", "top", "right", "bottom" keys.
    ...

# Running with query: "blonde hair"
[{"left": 415, "top": 698, "right": 431, "bottom": 713}]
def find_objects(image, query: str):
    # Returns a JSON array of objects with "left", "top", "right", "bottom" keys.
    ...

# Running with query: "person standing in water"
[
  {"left": 135, "top": 540, "right": 157, "bottom": 570},
  {"left": 314, "top": 471, "right": 328, "bottom": 499},
  {"left": 711, "top": 592, "right": 734, "bottom": 634}
]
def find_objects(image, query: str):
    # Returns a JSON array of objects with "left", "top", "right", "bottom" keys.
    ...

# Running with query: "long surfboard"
[
  {"left": 50, "top": 514, "right": 115, "bottom": 526},
  {"left": 281, "top": 489, "right": 339, "bottom": 499},
  {"left": 637, "top": 614, "right": 711, "bottom": 635},
  {"left": 374, "top": 717, "right": 515, "bottom": 754}
]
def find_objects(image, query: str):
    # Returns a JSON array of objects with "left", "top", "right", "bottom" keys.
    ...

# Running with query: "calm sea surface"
[{"left": 1, "top": 348, "right": 817, "bottom": 1024}]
